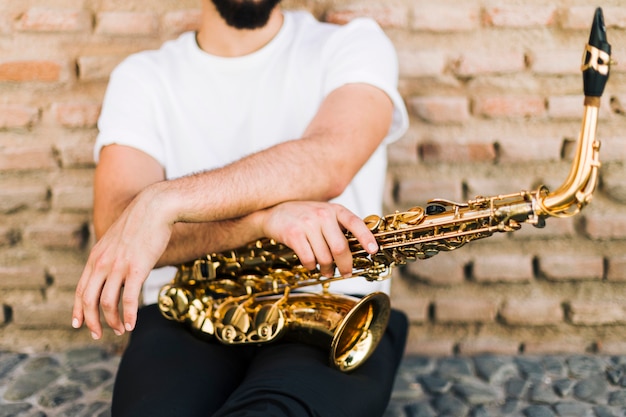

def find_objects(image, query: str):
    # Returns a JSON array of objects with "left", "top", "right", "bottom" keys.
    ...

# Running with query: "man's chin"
[{"left": 211, "top": 0, "right": 282, "bottom": 30}]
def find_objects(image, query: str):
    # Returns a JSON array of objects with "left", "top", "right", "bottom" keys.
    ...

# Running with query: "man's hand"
[
  {"left": 72, "top": 197, "right": 378, "bottom": 340},
  {"left": 72, "top": 186, "right": 174, "bottom": 340},
  {"left": 257, "top": 201, "right": 379, "bottom": 278}
]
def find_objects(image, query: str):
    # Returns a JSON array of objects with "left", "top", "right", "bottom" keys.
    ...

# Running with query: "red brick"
[
  {"left": 509, "top": 216, "right": 576, "bottom": 239},
  {"left": 434, "top": 297, "right": 498, "bottom": 323},
  {"left": 602, "top": 168, "right": 626, "bottom": 204},
  {"left": 403, "top": 252, "right": 467, "bottom": 285},
  {"left": 96, "top": 12, "right": 158, "bottom": 36},
  {"left": 13, "top": 288, "right": 75, "bottom": 327},
  {"left": 404, "top": 330, "right": 455, "bottom": 356},
  {"left": 529, "top": 50, "right": 582, "bottom": 75},
  {"left": 46, "top": 263, "right": 86, "bottom": 288},
  {"left": 0, "top": 184, "right": 49, "bottom": 213},
  {"left": 51, "top": 101, "right": 101, "bottom": 128},
  {"left": 523, "top": 338, "right": 593, "bottom": 355},
  {"left": 77, "top": 55, "right": 125, "bottom": 81},
  {"left": 324, "top": 5, "right": 409, "bottom": 28},
  {"left": 561, "top": 7, "right": 600, "bottom": 30},
  {"left": 51, "top": 184, "right": 94, "bottom": 212},
  {"left": 607, "top": 256, "right": 626, "bottom": 282},
  {"left": 12, "top": 304, "right": 73, "bottom": 328},
  {"left": 584, "top": 211, "right": 626, "bottom": 240},
  {"left": 6, "top": 327, "right": 128, "bottom": 351},
  {"left": 600, "top": 136, "right": 626, "bottom": 163},
  {"left": 0, "top": 290, "right": 45, "bottom": 316},
  {"left": 23, "top": 222, "right": 88, "bottom": 250},
  {"left": 500, "top": 298, "right": 564, "bottom": 325},
  {"left": 483, "top": 6, "right": 557, "bottom": 28},
  {"left": 0, "top": 11, "right": 13, "bottom": 35},
  {"left": 548, "top": 95, "right": 585, "bottom": 120},
  {"left": 496, "top": 136, "right": 563, "bottom": 163},
  {"left": 457, "top": 338, "right": 520, "bottom": 355},
  {"left": 454, "top": 51, "right": 525, "bottom": 77},
  {"left": 389, "top": 272, "right": 429, "bottom": 322},
  {"left": 408, "top": 96, "right": 470, "bottom": 124},
  {"left": 162, "top": 9, "right": 202, "bottom": 34},
  {"left": 472, "top": 255, "right": 533, "bottom": 283},
  {"left": 397, "top": 50, "right": 447, "bottom": 78},
  {"left": 538, "top": 254, "right": 604, "bottom": 281},
  {"left": 0, "top": 266, "right": 47, "bottom": 289},
  {"left": 473, "top": 96, "right": 546, "bottom": 119},
  {"left": 0, "top": 104, "right": 40, "bottom": 129},
  {"left": 0, "top": 226, "right": 20, "bottom": 247},
  {"left": 464, "top": 177, "right": 538, "bottom": 199},
  {"left": 16, "top": 7, "right": 91, "bottom": 32},
  {"left": 387, "top": 135, "right": 419, "bottom": 165},
  {"left": 420, "top": 142, "right": 496, "bottom": 164},
  {"left": 599, "top": 340, "right": 626, "bottom": 355},
  {"left": 0, "top": 60, "right": 62, "bottom": 82},
  {"left": 56, "top": 139, "right": 96, "bottom": 168},
  {"left": 395, "top": 178, "right": 464, "bottom": 208},
  {"left": 411, "top": 6, "right": 479, "bottom": 31},
  {"left": 562, "top": 7, "right": 626, "bottom": 30},
  {"left": 0, "top": 146, "right": 58, "bottom": 171},
  {"left": 382, "top": 173, "right": 394, "bottom": 210},
  {"left": 567, "top": 301, "right": 626, "bottom": 325}
]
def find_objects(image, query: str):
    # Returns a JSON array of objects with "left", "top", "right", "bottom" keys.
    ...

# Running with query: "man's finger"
[
  {"left": 80, "top": 263, "right": 111, "bottom": 340},
  {"left": 100, "top": 274, "right": 125, "bottom": 336},
  {"left": 72, "top": 262, "right": 94, "bottom": 329},
  {"left": 121, "top": 269, "right": 146, "bottom": 332},
  {"left": 336, "top": 205, "right": 378, "bottom": 254}
]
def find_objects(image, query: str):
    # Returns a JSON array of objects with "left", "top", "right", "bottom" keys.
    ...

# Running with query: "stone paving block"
[
  {"left": 553, "top": 378, "right": 576, "bottom": 398},
  {"left": 523, "top": 404, "right": 557, "bottom": 417},
  {"left": 506, "top": 377, "right": 530, "bottom": 400},
  {"left": 573, "top": 375, "right": 609, "bottom": 404},
  {"left": 474, "top": 356, "right": 519, "bottom": 384},
  {"left": 452, "top": 376, "right": 502, "bottom": 405},
  {"left": 0, "top": 352, "right": 27, "bottom": 379},
  {"left": 3, "top": 368, "right": 61, "bottom": 401}
]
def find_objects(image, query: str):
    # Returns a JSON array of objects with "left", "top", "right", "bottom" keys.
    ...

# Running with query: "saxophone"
[{"left": 158, "top": 8, "right": 612, "bottom": 372}]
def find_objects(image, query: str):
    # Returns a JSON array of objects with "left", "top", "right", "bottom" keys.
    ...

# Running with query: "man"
[{"left": 73, "top": 0, "right": 409, "bottom": 415}]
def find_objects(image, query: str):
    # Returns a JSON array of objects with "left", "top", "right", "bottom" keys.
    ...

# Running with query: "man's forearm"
[
  {"left": 155, "top": 213, "right": 264, "bottom": 267},
  {"left": 154, "top": 138, "right": 348, "bottom": 224}
]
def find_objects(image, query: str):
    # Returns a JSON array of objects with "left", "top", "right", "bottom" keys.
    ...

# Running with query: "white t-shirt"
[{"left": 96, "top": 10, "right": 409, "bottom": 302}]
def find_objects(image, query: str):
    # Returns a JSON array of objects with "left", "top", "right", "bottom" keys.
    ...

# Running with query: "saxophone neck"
[{"left": 537, "top": 7, "right": 611, "bottom": 218}]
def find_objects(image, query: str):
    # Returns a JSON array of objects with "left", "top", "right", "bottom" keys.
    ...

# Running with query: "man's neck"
[{"left": 196, "top": 2, "right": 284, "bottom": 57}]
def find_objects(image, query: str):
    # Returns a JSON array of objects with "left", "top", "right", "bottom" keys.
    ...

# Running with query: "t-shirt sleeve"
[
  {"left": 94, "top": 55, "right": 166, "bottom": 166},
  {"left": 322, "top": 18, "right": 409, "bottom": 144}
]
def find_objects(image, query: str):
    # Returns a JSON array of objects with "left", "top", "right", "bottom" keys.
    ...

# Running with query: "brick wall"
[{"left": 0, "top": 0, "right": 624, "bottom": 355}]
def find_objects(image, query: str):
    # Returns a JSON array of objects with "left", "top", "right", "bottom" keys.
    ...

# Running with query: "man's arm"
[
  {"left": 92, "top": 145, "right": 266, "bottom": 265},
  {"left": 73, "top": 82, "right": 393, "bottom": 339},
  {"left": 153, "top": 83, "right": 393, "bottom": 223}
]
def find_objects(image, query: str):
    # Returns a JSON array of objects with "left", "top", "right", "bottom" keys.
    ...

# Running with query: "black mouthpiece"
[{"left": 583, "top": 7, "right": 611, "bottom": 97}]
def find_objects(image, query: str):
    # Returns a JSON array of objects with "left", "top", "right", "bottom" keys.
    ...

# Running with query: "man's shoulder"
[
  {"left": 286, "top": 10, "right": 385, "bottom": 48},
  {"left": 287, "top": 10, "right": 382, "bottom": 36},
  {"left": 112, "top": 32, "right": 194, "bottom": 78}
]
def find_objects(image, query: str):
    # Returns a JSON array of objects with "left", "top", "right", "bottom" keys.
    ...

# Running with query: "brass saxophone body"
[{"left": 158, "top": 8, "right": 612, "bottom": 372}]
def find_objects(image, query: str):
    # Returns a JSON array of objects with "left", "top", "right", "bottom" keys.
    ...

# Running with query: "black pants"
[{"left": 112, "top": 303, "right": 408, "bottom": 417}]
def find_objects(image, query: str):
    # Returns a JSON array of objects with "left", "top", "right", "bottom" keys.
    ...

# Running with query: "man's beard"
[{"left": 211, "top": 0, "right": 282, "bottom": 30}]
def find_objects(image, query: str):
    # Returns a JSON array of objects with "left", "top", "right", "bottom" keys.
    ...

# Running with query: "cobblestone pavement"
[{"left": 2, "top": 349, "right": 626, "bottom": 417}]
